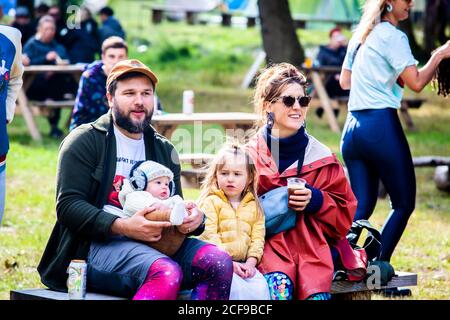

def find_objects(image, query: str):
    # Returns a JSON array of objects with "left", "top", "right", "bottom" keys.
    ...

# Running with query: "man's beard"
[{"left": 112, "top": 101, "right": 153, "bottom": 134}]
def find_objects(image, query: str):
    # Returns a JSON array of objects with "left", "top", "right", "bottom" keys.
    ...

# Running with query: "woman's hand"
[
  {"left": 288, "top": 188, "right": 312, "bottom": 212},
  {"left": 435, "top": 40, "right": 450, "bottom": 60},
  {"left": 176, "top": 204, "right": 204, "bottom": 234}
]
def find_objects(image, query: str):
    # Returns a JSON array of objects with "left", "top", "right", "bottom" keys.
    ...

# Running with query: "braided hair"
[{"left": 434, "top": 58, "right": 450, "bottom": 97}]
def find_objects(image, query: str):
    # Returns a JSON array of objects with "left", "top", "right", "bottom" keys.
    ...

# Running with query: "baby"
[{"left": 118, "top": 160, "right": 193, "bottom": 225}]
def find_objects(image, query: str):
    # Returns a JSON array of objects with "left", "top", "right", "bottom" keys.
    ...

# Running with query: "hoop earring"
[
  {"left": 267, "top": 112, "right": 275, "bottom": 130},
  {"left": 386, "top": 3, "right": 393, "bottom": 12}
]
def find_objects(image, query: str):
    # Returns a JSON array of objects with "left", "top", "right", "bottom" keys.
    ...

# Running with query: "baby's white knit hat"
[{"left": 130, "top": 160, "right": 174, "bottom": 191}]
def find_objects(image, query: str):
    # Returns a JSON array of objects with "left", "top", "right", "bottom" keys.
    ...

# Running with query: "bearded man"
[{"left": 38, "top": 59, "right": 233, "bottom": 300}]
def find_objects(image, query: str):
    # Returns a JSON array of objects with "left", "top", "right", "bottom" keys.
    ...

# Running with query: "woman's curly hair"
[{"left": 434, "top": 58, "right": 450, "bottom": 97}]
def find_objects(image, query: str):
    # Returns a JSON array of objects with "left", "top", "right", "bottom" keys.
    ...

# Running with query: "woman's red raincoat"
[{"left": 246, "top": 131, "right": 357, "bottom": 299}]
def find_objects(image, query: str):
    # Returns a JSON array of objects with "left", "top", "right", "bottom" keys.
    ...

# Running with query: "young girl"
[{"left": 198, "top": 142, "right": 270, "bottom": 300}]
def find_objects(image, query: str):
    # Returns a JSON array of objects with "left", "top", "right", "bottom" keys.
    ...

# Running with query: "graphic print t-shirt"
[{"left": 103, "top": 126, "right": 145, "bottom": 216}]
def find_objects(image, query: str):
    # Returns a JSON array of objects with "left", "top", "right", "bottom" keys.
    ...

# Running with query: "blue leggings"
[{"left": 341, "top": 108, "right": 415, "bottom": 261}]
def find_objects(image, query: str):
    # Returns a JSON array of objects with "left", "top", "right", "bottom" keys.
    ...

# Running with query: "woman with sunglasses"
[
  {"left": 246, "top": 63, "right": 357, "bottom": 300},
  {"left": 339, "top": 0, "right": 450, "bottom": 297}
]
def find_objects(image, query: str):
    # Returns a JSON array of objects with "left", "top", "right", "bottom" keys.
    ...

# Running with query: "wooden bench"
[
  {"left": 178, "top": 153, "right": 212, "bottom": 189},
  {"left": 180, "top": 167, "right": 207, "bottom": 189},
  {"left": 30, "top": 100, "right": 75, "bottom": 114},
  {"left": 413, "top": 156, "right": 450, "bottom": 192},
  {"left": 10, "top": 272, "right": 417, "bottom": 300},
  {"left": 292, "top": 15, "right": 356, "bottom": 29},
  {"left": 148, "top": 4, "right": 201, "bottom": 25}
]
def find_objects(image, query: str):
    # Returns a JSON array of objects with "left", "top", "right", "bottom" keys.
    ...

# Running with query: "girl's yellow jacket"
[{"left": 198, "top": 189, "right": 265, "bottom": 262}]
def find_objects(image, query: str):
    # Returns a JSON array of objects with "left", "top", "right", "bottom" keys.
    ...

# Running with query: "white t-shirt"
[
  {"left": 342, "top": 22, "right": 417, "bottom": 111},
  {"left": 103, "top": 126, "right": 146, "bottom": 216}
]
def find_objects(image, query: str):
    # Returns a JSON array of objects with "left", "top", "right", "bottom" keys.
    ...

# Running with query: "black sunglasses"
[{"left": 272, "top": 95, "right": 311, "bottom": 108}]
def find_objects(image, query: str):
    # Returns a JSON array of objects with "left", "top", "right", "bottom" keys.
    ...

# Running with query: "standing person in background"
[
  {"left": 0, "top": 26, "right": 24, "bottom": 225},
  {"left": 98, "top": 6, "right": 126, "bottom": 43},
  {"left": 340, "top": 0, "right": 450, "bottom": 297},
  {"left": 69, "top": 36, "right": 128, "bottom": 130}
]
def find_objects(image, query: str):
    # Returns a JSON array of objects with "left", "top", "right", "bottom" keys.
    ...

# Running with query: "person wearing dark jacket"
[
  {"left": 38, "top": 59, "right": 233, "bottom": 300},
  {"left": 315, "top": 27, "right": 349, "bottom": 118},
  {"left": 22, "top": 15, "right": 77, "bottom": 138},
  {"left": 10, "top": 6, "right": 35, "bottom": 45},
  {"left": 98, "top": 6, "right": 126, "bottom": 43},
  {"left": 69, "top": 36, "right": 128, "bottom": 131}
]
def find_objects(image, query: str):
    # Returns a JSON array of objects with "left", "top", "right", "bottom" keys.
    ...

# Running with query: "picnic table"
[
  {"left": 16, "top": 64, "right": 85, "bottom": 141},
  {"left": 302, "top": 65, "right": 343, "bottom": 132},
  {"left": 151, "top": 112, "right": 258, "bottom": 140}
]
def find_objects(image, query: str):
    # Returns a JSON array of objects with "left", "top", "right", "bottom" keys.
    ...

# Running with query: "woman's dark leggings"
[{"left": 341, "top": 108, "right": 416, "bottom": 261}]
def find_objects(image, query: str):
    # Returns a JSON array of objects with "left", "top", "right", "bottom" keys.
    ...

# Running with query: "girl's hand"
[
  {"left": 241, "top": 257, "right": 257, "bottom": 278},
  {"left": 288, "top": 188, "right": 312, "bottom": 212},
  {"left": 233, "top": 261, "right": 246, "bottom": 278}
]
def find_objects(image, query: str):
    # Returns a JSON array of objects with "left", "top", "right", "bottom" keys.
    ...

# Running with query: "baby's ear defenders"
[
  {"left": 129, "top": 160, "right": 176, "bottom": 196},
  {"left": 129, "top": 161, "right": 147, "bottom": 191}
]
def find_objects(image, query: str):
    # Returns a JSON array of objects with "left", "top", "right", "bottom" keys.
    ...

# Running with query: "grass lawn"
[{"left": 0, "top": 9, "right": 449, "bottom": 300}]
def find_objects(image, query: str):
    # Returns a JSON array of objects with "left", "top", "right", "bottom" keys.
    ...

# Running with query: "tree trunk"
[
  {"left": 257, "top": 0, "right": 304, "bottom": 67},
  {"left": 424, "top": 0, "right": 449, "bottom": 57}
]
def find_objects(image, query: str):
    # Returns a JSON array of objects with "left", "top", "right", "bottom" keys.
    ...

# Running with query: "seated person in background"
[
  {"left": 47, "top": 5, "right": 67, "bottom": 46},
  {"left": 22, "top": 15, "right": 78, "bottom": 138},
  {"left": 316, "top": 27, "right": 349, "bottom": 118},
  {"left": 53, "top": 6, "right": 100, "bottom": 64},
  {"left": 30, "top": 3, "right": 49, "bottom": 31},
  {"left": 69, "top": 36, "right": 128, "bottom": 131},
  {"left": 11, "top": 6, "right": 35, "bottom": 45},
  {"left": 98, "top": 6, "right": 126, "bottom": 43},
  {"left": 70, "top": 36, "right": 163, "bottom": 131}
]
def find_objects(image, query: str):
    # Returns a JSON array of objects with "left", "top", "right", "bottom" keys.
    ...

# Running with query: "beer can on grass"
[{"left": 67, "top": 259, "right": 87, "bottom": 300}]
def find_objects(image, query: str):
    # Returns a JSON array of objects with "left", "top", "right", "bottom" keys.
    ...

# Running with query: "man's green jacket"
[{"left": 37, "top": 112, "right": 183, "bottom": 291}]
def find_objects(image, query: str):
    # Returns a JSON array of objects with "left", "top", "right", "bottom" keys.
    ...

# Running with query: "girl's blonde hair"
[
  {"left": 198, "top": 141, "right": 262, "bottom": 216},
  {"left": 354, "top": 0, "right": 390, "bottom": 43},
  {"left": 253, "top": 63, "right": 308, "bottom": 128}
]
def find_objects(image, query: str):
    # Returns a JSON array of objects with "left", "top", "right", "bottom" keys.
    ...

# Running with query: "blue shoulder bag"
[{"left": 259, "top": 186, "right": 297, "bottom": 237}]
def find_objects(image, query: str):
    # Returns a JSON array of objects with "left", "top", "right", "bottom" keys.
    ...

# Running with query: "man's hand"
[
  {"left": 22, "top": 55, "right": 30, "bottom": 66},
  {"left": 288, "top": 188, "right": 312, "bottom": 212},
  {"left": 46, "top": 51, "right": 59, "bottom": 62},
  {"left": 176, "top": 204, "right": 204, "bottom": 234},
  {"left": 111, "top": 205, "right": 171, "bottom": 242}
]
